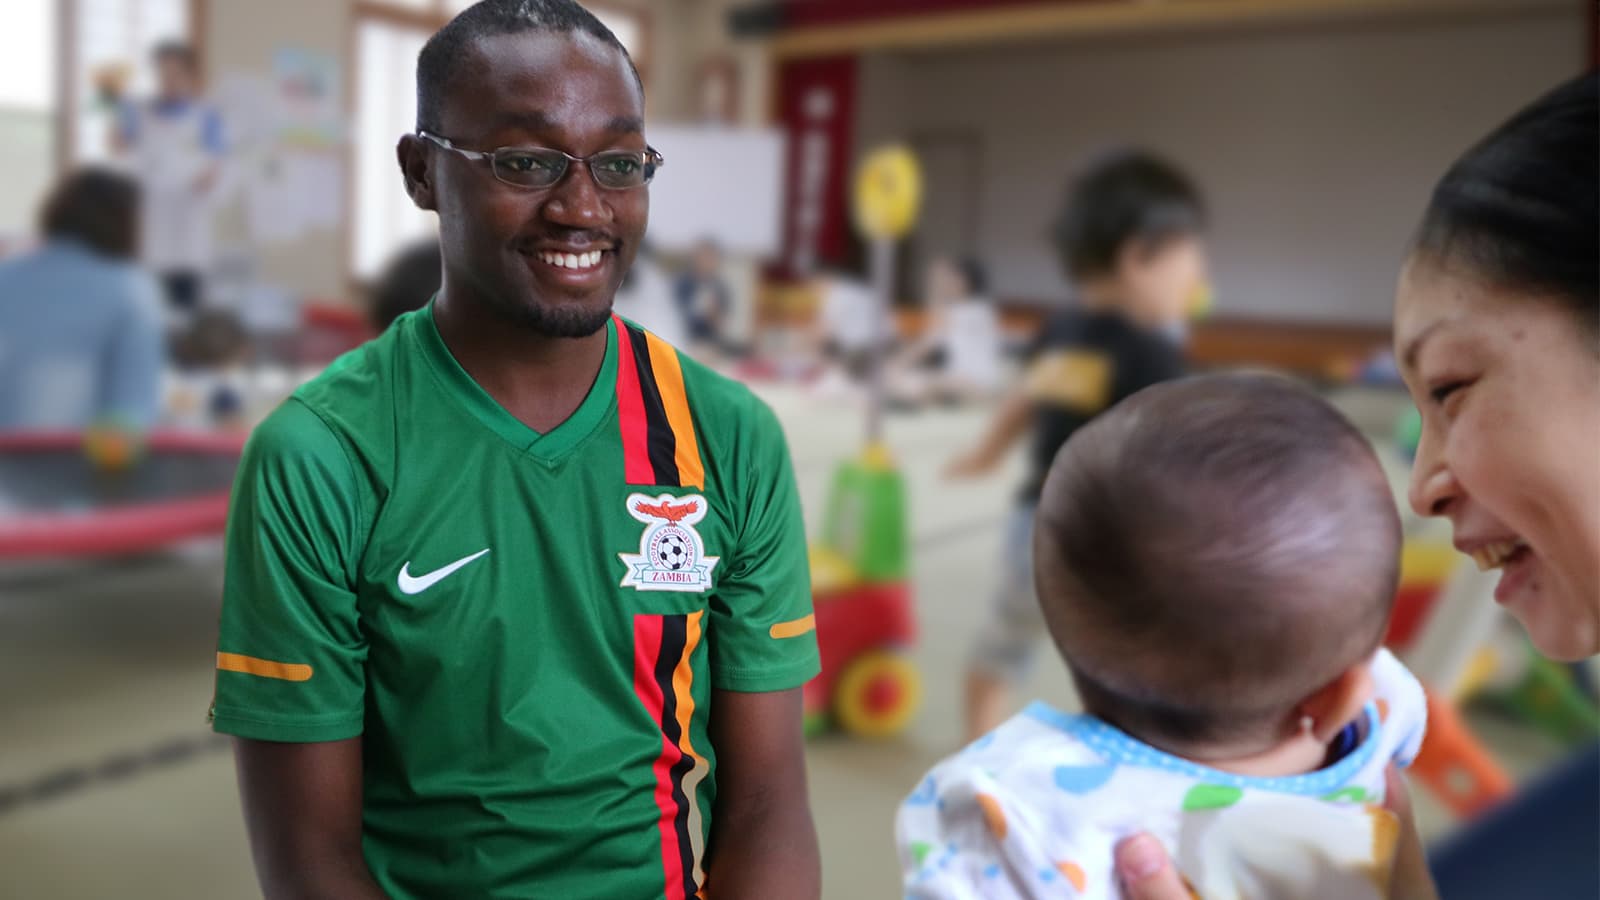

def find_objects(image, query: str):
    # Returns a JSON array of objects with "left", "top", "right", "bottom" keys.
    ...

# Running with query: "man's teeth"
[
  {"left": 1472, "top": 540, "right": 1527, "bottom": 571},
  {"left": 538, "top": 250, "right": 604, "bottom": 270}
]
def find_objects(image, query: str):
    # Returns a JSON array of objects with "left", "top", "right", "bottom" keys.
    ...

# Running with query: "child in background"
[
  {"left": 889, "top": 257, "right": 1003, "bottom": 407},
  {"left": 900, "top": 374, "right": 1426, "bottom": 899},
  {"left": 947, "top": 150, "right": 1209, "bottom": 739}
]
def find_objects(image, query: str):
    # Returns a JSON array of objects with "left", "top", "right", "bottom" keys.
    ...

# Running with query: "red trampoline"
[{"left": 0, "top": 431, "right": 245, "bottom": 560}]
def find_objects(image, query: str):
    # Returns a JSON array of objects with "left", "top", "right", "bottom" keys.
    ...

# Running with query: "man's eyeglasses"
[{"left": 417, "top": 131, "right": 664, "bottom": 190}]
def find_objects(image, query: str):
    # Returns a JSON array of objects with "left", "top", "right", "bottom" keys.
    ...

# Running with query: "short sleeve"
[
  {"left": 899, "top": 759, "right": 1102, "bottom": 899},
  {"left": 211, "top": 399, "right": 370, "bottom": 742},
  {"left": 707, "top": 397, "right": 820, "bottom": 692},
  {"left": 1111, "top": 333, "right": 1186, "bottom": 403}
]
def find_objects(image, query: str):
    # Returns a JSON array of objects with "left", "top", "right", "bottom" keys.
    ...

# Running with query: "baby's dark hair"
[
  {"left": 1052, "top": 149, "right": 1205, "bottom": 282},
  {"left": 1034, "top": 374, "right": 1400, "bottom": 752},
  {"left": 1415, "top": 72, "right": 1597, "bottom": 336},
  {"left": 416, "top": 0, "right": 640, "bottom": 134}
]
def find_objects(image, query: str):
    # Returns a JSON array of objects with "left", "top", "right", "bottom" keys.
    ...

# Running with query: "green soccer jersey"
[{"left": 211, "top": 307, "right": 820, "bottom": 899}]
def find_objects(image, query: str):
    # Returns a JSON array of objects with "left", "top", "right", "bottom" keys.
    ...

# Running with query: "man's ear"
[
  {"left": 397, "top": 134, "right": 437, "bottom": 212},
  {"left": 1297, "top": 658, "right": 1376, "bottom": 744}
]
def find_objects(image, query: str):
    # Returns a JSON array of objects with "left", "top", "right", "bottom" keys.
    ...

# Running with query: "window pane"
[
  {"left": 353, "top": 18, "right": 437, "bottom": 279},
  {"left": 0, "top": 0, "right": 56, "bottom": 110}
]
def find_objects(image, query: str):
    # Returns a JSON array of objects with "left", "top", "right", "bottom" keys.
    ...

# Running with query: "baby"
[{"left": 898, "top": 374, "right": 1427, "bottom": 899}]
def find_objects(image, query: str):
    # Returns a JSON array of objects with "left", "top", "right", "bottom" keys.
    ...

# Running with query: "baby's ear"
[{"left": 1298, "top": 659, "right": 1376, "bottom": 744}]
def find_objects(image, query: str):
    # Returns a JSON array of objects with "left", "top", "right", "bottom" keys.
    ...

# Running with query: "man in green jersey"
[{"left": 211, "top": 2, "right": 822, "bottom": 897}]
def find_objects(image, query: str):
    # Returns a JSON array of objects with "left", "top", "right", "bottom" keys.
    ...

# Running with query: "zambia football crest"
[{"left": 619, "top": 493, "right": 720, "bottom": 593}]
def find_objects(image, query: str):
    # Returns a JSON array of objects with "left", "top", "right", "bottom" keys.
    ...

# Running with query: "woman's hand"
[
  {"left": 1384, "top": 764, "right": 1441, "bottom": 900},
  {"left": 1113, "top": 770, "right": 1441, "bottom": 900},
  {"left": 1113, "top": 833, "right": 1194, "bottom": 899}
]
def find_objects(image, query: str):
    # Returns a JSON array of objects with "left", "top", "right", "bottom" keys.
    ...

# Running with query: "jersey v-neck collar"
[{"left": 412, "top": 302, "right": 618, "bottom": 461}]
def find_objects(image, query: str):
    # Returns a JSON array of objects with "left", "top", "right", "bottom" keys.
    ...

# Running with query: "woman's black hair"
[
  {"left": 1415, "top": 72, "right": 1598, "bottom": 333},
  {"left": 40, "top": 167, "right": 141, "bottom": 261},
  {"left": 371, "top": 239, "right": 442, "bottom": 331},
  {"left": 1052, "top": 148, "right": 1205, "bottom": 281}
]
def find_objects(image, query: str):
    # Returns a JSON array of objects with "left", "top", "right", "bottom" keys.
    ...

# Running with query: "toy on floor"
[
  {"left": 802, "top": 146, "right": 924, "bottom": 739},
  {"left": 83, "top": 419, "right": 144, "bottom": 471},
  {"left": 805, "top": 444, "right": 917, "bottom": 737}
]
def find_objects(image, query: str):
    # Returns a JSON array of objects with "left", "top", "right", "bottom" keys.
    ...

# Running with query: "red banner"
[{"left": 774, "top": 55, "right": 858, "bottom": 278}]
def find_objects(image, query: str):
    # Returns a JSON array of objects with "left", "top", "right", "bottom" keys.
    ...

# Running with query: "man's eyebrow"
[
  {"left": 481, "top": 112, "right": 642, "bottom": 140},
  {"left": 485, "top": 111, "right": 555, "bottom": 134},
  {"left": 606, "top": 115, "right": 644, "bottom": 135}
]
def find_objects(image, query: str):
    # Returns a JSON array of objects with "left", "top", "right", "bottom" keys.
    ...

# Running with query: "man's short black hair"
[
  {"left": 1052, "top": 149, "right": 1205, "bottom": 282},
  {"left": 152, "top": 40, "right": 198, "bottom": 70},
  {"left": 40, "top": 167, "right": 141, "bottom": 261},
  {"left": 1034, "top": 374, "right": 1400, "bottom": 751},
  {"left": 415, "top": 0, "right": 640, "bottom": 133}
]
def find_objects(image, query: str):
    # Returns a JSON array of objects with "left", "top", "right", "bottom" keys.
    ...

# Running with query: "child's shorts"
[{"left": 969, "top": 503, "right": 1046, "bottom": 681}]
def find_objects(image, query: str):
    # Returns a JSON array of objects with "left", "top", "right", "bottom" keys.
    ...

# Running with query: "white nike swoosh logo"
[{"left": 397, "top": 548, "right": 491, "bottom": 595}]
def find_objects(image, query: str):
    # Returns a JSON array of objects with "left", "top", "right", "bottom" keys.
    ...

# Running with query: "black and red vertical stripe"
[
  {"left": 632, "top": 611, "right": 709, "bottom": 900},
  {"left": 614, "top": 317, "right": 706, "bottom": 490}
]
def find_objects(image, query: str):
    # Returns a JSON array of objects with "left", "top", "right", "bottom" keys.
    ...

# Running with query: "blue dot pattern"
[{"left": 1023, "top": 700, "right": 1382, "bottom": 796}]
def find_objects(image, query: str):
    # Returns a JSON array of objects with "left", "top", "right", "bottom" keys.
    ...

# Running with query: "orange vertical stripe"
[
  {"left": 672, "top": 611, "right": 709, "bottom": 889},
  {"left": 216, "top": 652, "right": 313, "bottom": 682},
  {"left": 644, "top": 334, "right": 706, "bottom": 490}
]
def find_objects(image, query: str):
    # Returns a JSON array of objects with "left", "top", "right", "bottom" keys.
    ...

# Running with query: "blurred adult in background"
[
  {"left": 946, "top": 149, "right": 1208, "bottom": 741},
  {"left": 369, "top": 238, "right": 442, "bottom": 331},
  {"left": 1117, "top": 72, "right": 1598, "bottom": 900},
  {"left": 614, "top": 241, "right": 688, "bottom": 347},
  {"left": 806, "top": 269, "right": 886, "bottom": 398},
  {"left": 673, "top": 237, "right": 732, "bottom": 359},
  {"left": 112, "top": 41, "right": 226, "bottom": 316},
  {"left": 0, "top": 168, "right": 164, "bottom": 431},
  {"left": 887, "top": 256, "right": 1002, "bottom": 407}
]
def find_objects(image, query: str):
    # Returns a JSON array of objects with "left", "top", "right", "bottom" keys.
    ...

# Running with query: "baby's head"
[{"left": 1034, "top": 374, "right": 1401, "bottom": 759}]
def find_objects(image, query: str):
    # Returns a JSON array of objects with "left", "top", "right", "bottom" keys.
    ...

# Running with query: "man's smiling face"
[{"left": 417, "top": 29, "right": 648, "bottom": 337}]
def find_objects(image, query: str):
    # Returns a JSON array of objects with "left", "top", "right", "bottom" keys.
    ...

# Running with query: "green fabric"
[{"left": 212, "top": 306, "right": 819, "bottom": 899}]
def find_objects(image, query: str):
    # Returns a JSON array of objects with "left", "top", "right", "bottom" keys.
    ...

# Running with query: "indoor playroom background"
[{"left": 0, "top": 1, "right": 1594, "bottom": 897}]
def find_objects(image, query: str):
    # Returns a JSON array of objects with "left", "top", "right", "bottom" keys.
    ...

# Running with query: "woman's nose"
[{"left": 1407, "top": 428, "right": 1457, "bottom": 517}]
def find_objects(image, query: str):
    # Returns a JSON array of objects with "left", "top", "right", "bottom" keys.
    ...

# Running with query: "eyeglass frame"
[{"left": 416, "top": 130, "right": 664, "bottom": 190}]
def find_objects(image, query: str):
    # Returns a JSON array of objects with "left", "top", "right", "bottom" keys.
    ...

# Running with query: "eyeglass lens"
[{"left": 490, "top": 148, "right": 655, "bottom": 189}]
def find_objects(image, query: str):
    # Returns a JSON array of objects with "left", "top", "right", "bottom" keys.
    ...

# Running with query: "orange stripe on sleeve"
[
  {"left": 216, "top": 652, "right": 313, "bottom": 682},
  {"left": 769, "top": 614, "right": 816, "bottom": 640},
  {"left": 644, "top": 334, "right": 706, "bottom": 490}
]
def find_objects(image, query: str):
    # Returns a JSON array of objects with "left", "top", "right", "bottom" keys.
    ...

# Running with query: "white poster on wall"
[{"left": 643, "top": 125, "right": 785, "bottom": 257}]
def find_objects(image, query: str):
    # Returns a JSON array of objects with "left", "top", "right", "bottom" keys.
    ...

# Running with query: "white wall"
[{"left": 855, "top": 6, "right": 1584, "bottom": 324}]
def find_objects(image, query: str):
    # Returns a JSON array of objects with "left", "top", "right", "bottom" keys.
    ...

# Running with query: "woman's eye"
[{"left": 1429, "top": 379, "right": 1473, "bottom": 407}]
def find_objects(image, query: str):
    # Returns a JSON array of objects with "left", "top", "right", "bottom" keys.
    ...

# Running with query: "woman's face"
[{"left": 1395, "top": 256, "right": 1600, "bottom": 660}]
